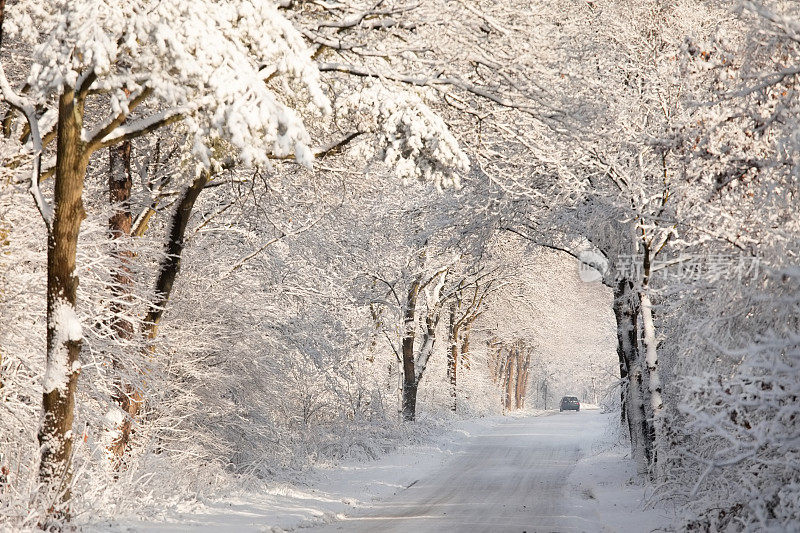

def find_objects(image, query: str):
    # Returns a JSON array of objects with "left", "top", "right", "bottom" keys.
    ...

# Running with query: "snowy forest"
[{"left": 0, "top": 0, "right": 798, "bottom": 531}]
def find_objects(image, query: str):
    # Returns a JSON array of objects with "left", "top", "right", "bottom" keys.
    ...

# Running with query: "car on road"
[{"left": 559, "top": 396, "right": 580, "bottom": 412}]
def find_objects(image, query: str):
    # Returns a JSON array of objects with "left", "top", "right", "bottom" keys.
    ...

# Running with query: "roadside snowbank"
[
  {"left": 87, "top": 415, "right": 508, "bottom": 532},
  {"left": 565, "top": 412, "right": 671, "bottom": 532}
]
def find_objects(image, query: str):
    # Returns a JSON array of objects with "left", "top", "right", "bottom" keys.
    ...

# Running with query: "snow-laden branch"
[
  {"left": 0, "top": 62, "right": 52, "bottom": 228},
  {"left": 338, "top": 84, "right": 468, "bottom": 189},
  {"left": 320, "top": 61, "right": 540, "bottom": 115},
  {"left": 83, "top": 87, "right": 154, "bottom": 151},
  {"left": 315, "top": 2, "right": 420, "bottom": 30},
  {"left": 6, "top": 0, "right": 332, "bottom": 169},
  {"left": 94, "top": 108, "right": 188, "bottom": 152},
  {"left": 741, "top": 1, "right": 800, "bottom": 45},
  {"left": 503, "top": 226, "right": 616, "bottom": 287}
]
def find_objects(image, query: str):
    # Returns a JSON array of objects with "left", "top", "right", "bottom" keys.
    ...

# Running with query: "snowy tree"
[
  {"left": 657, "top": 1, "right": 800, "bottom": 528},
  {"left": 2, "top": 0, "right": 795, "bottom": 529},
  {"left": 1, "top": 0, "right": 329, "bottom": 517}
]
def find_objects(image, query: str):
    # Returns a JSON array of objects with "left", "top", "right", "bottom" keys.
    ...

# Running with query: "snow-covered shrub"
[{"left": 670, "top": 267, "right": 798, "bottom": 531}]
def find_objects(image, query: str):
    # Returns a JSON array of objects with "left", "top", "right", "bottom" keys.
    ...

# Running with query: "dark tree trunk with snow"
[
  {"left": 613, "top": 279, "right": 633, "bottom": 422},
  {"left": 447, "top": 301, "right": 458, "bottom": 412},
  {"left": 400, "top": 278, "right": 419, "bottom": 421},
  {"left": 108, "top": 170, "right": 211, "bottom": 457},
  {"left": 399, "top": 270, "right": 445, "bottom": 421},
  {"left": 612, "top": 278, "right": 652, "bottom": 471},
  {"left": 39, "top": 88, "right": 88, "bottom": 514},
  {"left": 401, "top": 380, "right": 418, "bottom": 422},
  {"left": 107, "top": 141, "right": 140, "bottom": 467},
  {"left": 503, "top": 350, "right": 514, "bottom": 410},
  {"left": 145, "top": 171, "right": 210, "bottom": 334}
]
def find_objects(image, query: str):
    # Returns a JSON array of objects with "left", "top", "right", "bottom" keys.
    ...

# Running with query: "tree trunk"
[
  {"left": 504, "top": 348, "right": 515, "bottom": 411},
  {"left": 515, "top": 347, "right": 529, "bottom": 409},
  {"left": 613, "top": 280, "right": 632, "bottom": 423},
  {"left": 39, "top": 87, "right": 88, "bottom": 516},
  {"left": 109, "top": 142, "right": 132, "bottom": 239},
  {"left": 447, "top": 301, "right": 458, "bottom": 412},
  {"left": 0, "top": 0, "right": 6, "bottom": 49},
  {"left": 400, "top": 278, "right": 420, "bottom": 421},
  {"left": 106, "top": 141, "right": 140, "bottom": 468},
  {"left": 496, "top": 348, "right": 506, "bottom": 399},
  {"left": 406, "top": 306, "right": 440, "bottom": 420},
  {"left": 640, "top": 289, "right": 664, "bottom": 472},
  {"left": 628, "top": 362, "right": 651, "bottom": 471},
  {"left": 144, "top": 171, "right": 210, "bottom": 333},
  {"left": 488, "top": 337, "right": 501, "bottom": 382},
  {"left": 401, "top": 380, "right": 418, "bottom": 422},
  {"left": 460, "top": 321, "right": 474, "bottom": 369},
  {"left": 111, "top": 171, "right": 211, "bottom": 459},
  {"left": 612, "top": 278, "right": 651, "bottom": 473}
]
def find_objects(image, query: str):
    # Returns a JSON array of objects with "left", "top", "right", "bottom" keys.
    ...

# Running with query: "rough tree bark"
[
  {"left": 612, "top": 278, "right": 652, "bottom": 472},
  {"left": 0, "top": 0, "right": 6, "bottom": 48},
  {"left": 39, "top": 87, "right": 88, "bottom": 515},
  {"left": 447, "top": 301, "right": 459, "bottom": 412},
  {"left": 400, "top": 277, "right": 420, "bottom": 421}
]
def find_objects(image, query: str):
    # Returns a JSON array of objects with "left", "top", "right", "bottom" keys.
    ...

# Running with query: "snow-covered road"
[
  {"left": 99, "top": 410, "right": 668, "bottom": 532},
  {"left": 308, "top": 410, "right": 606, "bottom": 533}
]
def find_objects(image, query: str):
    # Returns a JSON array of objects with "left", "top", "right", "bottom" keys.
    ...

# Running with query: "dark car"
[{"left": 560, "top": 396, "right": 580, "bottom": 412}]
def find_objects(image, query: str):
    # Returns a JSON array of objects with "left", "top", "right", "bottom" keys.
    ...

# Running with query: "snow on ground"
[
  {"left": 87, "top": 415, "right": 506, "bottom": 532},
  {"left": 563, "top": 412, "right": 671, "bottom": 532},
  {"left": 307, "top": 409, "right": 670, "bottom": 532},
  {"left": 91, "top": 410, "right": 669, "bottom": 532}
]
